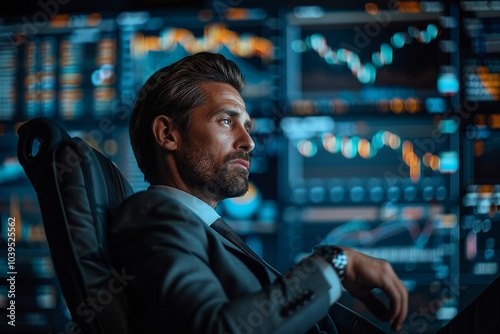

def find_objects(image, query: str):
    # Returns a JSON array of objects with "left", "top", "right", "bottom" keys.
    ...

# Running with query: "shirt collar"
[{"left": 149, "top": 185, "right": 220, "bottom": 226}]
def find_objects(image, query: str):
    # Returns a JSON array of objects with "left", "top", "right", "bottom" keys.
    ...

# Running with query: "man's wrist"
[{"left": 314, "top": 246, "right": 348, "bottom": 280}]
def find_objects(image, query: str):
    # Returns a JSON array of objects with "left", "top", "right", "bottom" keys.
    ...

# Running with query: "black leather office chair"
[{"left": 17, "top": 118, "right": 134, "bottom": 334}]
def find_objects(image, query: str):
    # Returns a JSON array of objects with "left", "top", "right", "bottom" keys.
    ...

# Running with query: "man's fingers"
[
  {"left": 342, "top": 248, "right": 409, "bottom": 331},
  {"left": 390, "top": 279, "right": 408, "bottom": 331},
  {"left": 363, "top": 278, "right": 408, "bottom": 332},
  {"left": 382, "top": 276, "right": 408, "bottom": 331}
]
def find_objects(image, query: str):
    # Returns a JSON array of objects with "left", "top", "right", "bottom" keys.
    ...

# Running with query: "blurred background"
[{"left": 0, "top": 0, "right": 499, "bottom": 333}]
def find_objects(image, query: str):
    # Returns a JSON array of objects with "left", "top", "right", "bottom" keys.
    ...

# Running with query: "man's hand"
[{"left": 340, "top": 247, "right": 408, "bottom": 332}]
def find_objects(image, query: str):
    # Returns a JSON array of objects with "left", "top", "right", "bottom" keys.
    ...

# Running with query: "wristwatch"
[{"left": 313, "top": 246, "right": 348, "bottom": 280}]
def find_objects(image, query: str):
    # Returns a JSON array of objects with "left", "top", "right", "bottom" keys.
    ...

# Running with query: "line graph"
[
  {"left": 319, "top": 214, "right": 436, "bottom": 247},
  {"left": 295, "top": 128, "right": 450, "bottom": 182},
  {"left": 316, "top": 210, "right": 456, "bottom": 265},
  {"left": 292, "top": 23, "right": 439, "bottom": 84},
  {"left": 131, "top": 23, "right": 274, "bottom": 60}
]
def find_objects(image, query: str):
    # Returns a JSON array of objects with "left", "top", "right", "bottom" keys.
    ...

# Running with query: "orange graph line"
[{"left": 131, "top": 23, "right": 273, "bottom": 60}]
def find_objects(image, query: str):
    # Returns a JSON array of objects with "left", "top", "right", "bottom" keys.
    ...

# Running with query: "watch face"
[
  {"left": 314, "top": 246, "right": 347, "bottom": 278},
  {"left": 333, "top": 253, "right": 347, "bottom": 279}
]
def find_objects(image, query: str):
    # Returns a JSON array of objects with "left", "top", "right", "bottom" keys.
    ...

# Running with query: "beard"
[{"left": 175, "top": 137, "right": 250, "bottom": 202}]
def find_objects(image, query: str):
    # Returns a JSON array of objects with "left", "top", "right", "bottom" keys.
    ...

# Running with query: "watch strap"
[{"left": 314, "top": 245, "right": 348, "bottom": 280}]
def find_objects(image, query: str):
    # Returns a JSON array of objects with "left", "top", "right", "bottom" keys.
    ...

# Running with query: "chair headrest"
[{"left": 17, "top": 118, "right": 72, "bottom": 185}]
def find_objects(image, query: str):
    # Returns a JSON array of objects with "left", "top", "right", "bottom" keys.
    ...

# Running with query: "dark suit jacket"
[{"left": 110, "top": 189, "right": 336, "bottom": 333}]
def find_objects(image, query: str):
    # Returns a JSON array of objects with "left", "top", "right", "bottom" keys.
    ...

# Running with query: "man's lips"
[{"left": 230, "top": 159, "right": 250, "bottom": 171}]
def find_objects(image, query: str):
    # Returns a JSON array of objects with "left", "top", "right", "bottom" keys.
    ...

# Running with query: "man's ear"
[{"left": 152, "top": 115, "right": 179, "bottom": 151}]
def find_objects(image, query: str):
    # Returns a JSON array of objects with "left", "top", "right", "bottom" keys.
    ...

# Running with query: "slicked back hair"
[{"left": 129, "top": 52, "right": 245, "bottom": 184}]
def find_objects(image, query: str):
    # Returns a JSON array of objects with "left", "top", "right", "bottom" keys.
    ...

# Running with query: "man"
[{"left": 110, "top": 52, "right": 408, "bottom": 333}]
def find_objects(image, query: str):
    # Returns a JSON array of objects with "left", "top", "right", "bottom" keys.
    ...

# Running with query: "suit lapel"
[
  {"left": 211, "top": 219, "right": 277, "bottom": 285},
  {"left": 152, "top": 190, "right": 278, "bottom": 286}
]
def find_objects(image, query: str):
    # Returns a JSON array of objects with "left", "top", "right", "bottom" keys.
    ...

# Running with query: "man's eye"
[{"left": 221, "top": 118, "right": 231, "bottom": 125}]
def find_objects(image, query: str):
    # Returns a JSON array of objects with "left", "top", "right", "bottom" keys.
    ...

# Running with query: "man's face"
[{"left": 174, "top": 82, "right": 255, "bottom": 204}]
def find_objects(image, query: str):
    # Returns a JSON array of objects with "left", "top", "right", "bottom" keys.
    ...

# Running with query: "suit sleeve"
[{"left": 111, "top": 191, "right": 334, "bottom": 334}]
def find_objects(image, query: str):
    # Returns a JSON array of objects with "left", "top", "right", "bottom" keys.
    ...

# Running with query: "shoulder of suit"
[
  {"left": 113, "top": 188, "right": 208, "bottom": 232},
  {"left": 126, "top": 187, "right": 180, "bottom": 202},
  {"left": 117, "top": 188, "right": 184, "bottom": 215}
]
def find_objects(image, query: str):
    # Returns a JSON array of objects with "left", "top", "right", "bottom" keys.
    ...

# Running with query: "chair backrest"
[{"left": 17, "top": 118, "right": 134, "bottom": 334}]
